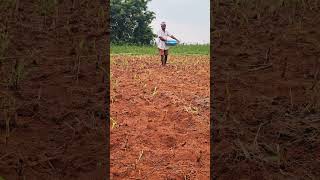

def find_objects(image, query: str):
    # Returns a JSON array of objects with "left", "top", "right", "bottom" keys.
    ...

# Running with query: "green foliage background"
[{"left": 110, "top": 0, "right": 156, "bottom": 45}]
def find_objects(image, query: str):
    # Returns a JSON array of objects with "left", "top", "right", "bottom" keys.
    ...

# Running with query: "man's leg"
[
  {"left": 164, "top": 50, "right": 168, "bottom": 65},
  {"left": 164, "top": 55, "right": 168, "bottom": 65},
  {"left": 161, "top": 55, "right": 165, "bottom": 65},
  {"left": 159, "top": 49, "right": 164, "bottom": 66}
]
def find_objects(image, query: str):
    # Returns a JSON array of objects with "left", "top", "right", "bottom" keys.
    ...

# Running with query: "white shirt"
[{"left": 157, "top": 29, "right": 172, "bottom": 50}]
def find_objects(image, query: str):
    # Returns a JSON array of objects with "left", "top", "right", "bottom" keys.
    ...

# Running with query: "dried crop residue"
[
  {"left": 110, "top": 55, "right": 210, "bottom": 179},
  {"left": 0, "top": 1, "right": 107, "bottom": 179},
  {"left": 212, "top": 0, "right": 320, "bottom": 179}
]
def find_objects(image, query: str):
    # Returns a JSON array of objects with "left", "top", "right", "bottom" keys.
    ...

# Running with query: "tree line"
[{"left": 110, "top": 0, "right": 156, "bottom": 45}]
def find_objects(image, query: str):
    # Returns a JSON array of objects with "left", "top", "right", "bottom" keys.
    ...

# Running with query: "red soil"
[{"left": 110, "top": 55, "right": 210, "bottom": 179}]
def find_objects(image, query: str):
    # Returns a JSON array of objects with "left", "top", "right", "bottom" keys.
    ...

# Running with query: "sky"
[{"left": 147, "top": 0, "right": 210, "bottom": 44}]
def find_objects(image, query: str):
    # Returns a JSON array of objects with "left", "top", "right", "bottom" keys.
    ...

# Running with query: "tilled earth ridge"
[
  {"left": 0, "top": 1, "right": 108, "bottom": 179},
  {"left": 212, "top": 0, "right": 320, "bottom": 179},
  {"left": 110, "top": 55, "right": 210, "bottom": 179}
]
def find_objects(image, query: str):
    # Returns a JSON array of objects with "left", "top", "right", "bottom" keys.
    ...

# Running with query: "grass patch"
[{"left": 111, "top": 44, "right": 209, "bottom": 55}]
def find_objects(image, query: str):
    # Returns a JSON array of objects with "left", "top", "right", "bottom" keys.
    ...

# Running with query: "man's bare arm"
[
  {"left": 170, "top": 35, "right": 180, "bottom": 42},
  {"left": 159, "top": 36, "right": 166, "bottom": 41}
]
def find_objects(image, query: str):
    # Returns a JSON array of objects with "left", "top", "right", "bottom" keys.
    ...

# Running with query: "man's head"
[{"left": 161, "top": 22, "right": 166, "bottom": 31}]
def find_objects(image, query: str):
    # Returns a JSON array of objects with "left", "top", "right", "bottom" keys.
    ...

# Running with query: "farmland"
[
  {"left": 110, "top": 50, "right": 210, "bottom": 178},
  {"left": 0, "top": 0, "right": 107, "bottom": 179},
  {"left": 212, "top": 0, "right": 320, "bottom": 179},
  {"left": 111, "top": 44, "right": 210, "bottom": 55}
]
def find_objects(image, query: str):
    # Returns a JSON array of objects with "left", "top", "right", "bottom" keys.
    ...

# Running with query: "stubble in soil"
[{"left": 110, "top": 55, "right": 210, "bottom": 179}]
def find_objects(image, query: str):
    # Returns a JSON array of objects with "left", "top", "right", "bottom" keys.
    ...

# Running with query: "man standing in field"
[{"left": 157, "top": 22, "right": 180, "bottom": 66}]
